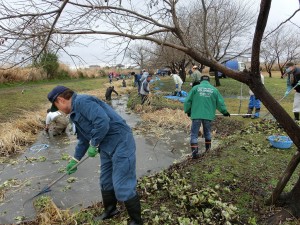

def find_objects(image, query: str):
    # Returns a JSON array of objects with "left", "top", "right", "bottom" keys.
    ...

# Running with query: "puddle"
[{"left": 0, "top": 95, "right": 194, "bottom": 224}]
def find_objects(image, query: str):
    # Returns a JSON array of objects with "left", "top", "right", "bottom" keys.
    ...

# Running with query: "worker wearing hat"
[
  {"left": 47, "top": 86, "right": 142, "bottom": 224},
  {"left": 284, "top": 62, "right": 300, "bottom": 120},
  {"left": 191, "top": 65, "right": 202, "bottom": 87},
  {"left": 169, "top": 70, "right": 183, "bottom": 96}
]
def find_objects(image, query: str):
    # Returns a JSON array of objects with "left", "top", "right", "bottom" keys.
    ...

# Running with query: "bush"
[
  {"left": 98, "top": 69, "right": 106, "bottom": 77},
  {"left": 37, "top": 52, "right": 59, "bottom": 79},
  {"left": 56, "top": 69, "right": 71, "bottom": 79},
  {"left": 77, "top": 71, "right": 84, "bottom": 78}
]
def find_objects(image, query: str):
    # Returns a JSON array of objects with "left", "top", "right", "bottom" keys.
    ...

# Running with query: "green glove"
[
  {"left": 87, "top": 145, "right": 98, "bottom": 157},
  {"left": 66, "top": 159, "right": 78, "bottom": 175}
]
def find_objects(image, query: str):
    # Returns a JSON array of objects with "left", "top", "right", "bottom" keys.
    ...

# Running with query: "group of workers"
[{"left": 43, "top": 62, "right": 299, "bottom": 224}]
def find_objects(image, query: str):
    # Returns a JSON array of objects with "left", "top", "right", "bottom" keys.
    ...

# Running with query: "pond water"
[{"left": 0, "top": 95, "right": 191, "bottom": 224}]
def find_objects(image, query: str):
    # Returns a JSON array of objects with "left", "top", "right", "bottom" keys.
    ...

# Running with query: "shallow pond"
[{"left": 0, "top": 96, "right": 191, "bottom": 224}]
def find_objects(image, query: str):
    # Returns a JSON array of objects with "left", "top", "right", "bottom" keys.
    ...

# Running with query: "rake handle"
[
  {"left": 47, "top": 155, "right": 89, "bottom": 189},
  {"left": 215, "top": 114, "right": 251, "bottom": 116}
]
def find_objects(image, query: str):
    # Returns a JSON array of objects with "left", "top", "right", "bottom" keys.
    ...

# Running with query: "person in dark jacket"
[
  {"left": 285, "top": 62, "right": 300, "bottom": 120},
  {"left": 47, "top": 86, "right": 142, "bottom": 225},
  {"left": 133, "top": 72, "right": 142, "bottom": 94},
  {"left": 122, "top": 78, "right": 127, "bottom": 87},
  {"left": 184, "top": 76, "right": 230, "bottom": 158},
  {"left": 105, "top": 86, "right": 119, "bottom": 101}
]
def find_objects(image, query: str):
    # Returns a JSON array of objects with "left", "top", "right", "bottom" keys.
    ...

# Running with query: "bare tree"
[
  {"left": 261, "top": 43, "right": 277, "bottom": 77},
  {"left": 1, "top": 0, "right": 300, "bottom": 222},
  {"left": 272, "top": 27, "right": 300, "bottom": 76},
  {"left": 261, "top": 26, "right": 300, "bottom": 78},
  {"left": 0, "top": 1, "right": 77, "bottom": 68},
  {"left": 150, "top": 42, "right": 193, "bottom": 81},
  {"left": 126, "top": 43, "right": 152, "bottom": 69},
  {"left": 190, "top": 0, "right": 254, "bottom": 61}
]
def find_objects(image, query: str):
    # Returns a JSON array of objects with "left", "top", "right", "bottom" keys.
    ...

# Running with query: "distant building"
[{"left": 89, "top": 65, "right": 101, "bottom": 68}]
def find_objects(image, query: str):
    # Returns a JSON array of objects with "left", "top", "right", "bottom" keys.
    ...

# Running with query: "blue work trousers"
[
  {"left": 190, "top": 119, "right": 211, "bottom": 144},
  {"left": 100, "top": 133, "right": 137, "bottom": 202},
  {"left": 249, "top": 95, "right": 261, "bottom": 109}
]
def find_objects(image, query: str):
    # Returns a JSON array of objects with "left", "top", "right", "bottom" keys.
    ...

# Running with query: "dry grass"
[
  {"left": 0, "top": 110, "right": 45, "bottom": 157},
  {"left": 86, "top": 79, "right": 134, "bottom": 100},
  {"left": 28, "top": 196, "right": 103, "bottom": 225},
  {"left": 141, "top": 107, "right": 191, "bottom": 132},
  {"left": 34, "top": 197, "right": 73, "bottom": 225},
  {"left": 0, "top": 67, "right": 47, "bottom": 83}
]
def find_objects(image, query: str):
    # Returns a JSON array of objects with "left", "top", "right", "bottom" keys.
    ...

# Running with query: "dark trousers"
[{"left": 141, "top": 95, "right": 148, "bottom": 105}]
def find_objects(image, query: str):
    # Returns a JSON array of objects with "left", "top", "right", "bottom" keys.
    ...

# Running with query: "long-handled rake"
[
  {"left": 262, "top": 82, "right": 300, "bottom": 119},
  {"left": 23, "top": 155, "right": 89, "bottom": 206},
  {"left": 215, "top": 113, "right": 252, "bottom": 116}
]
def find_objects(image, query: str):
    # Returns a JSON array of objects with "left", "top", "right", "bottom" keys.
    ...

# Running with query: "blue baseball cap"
[{"left": 47, "top": 86, "right": 68, "bottom": 112}]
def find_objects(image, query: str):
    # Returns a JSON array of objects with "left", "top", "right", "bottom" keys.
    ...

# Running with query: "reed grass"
[{"left": 0, "top": 110, "right": 45, "bottom": 156}]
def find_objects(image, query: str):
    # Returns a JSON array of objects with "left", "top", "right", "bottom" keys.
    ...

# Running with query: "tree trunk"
[
  {"left": 214, "top": 70, "right": 220, "bottom": 86},
  {"left": 264, "top": 166, "right": 300, "bottom": 224},
  {"left": 268, "top": 71, "right": 272, "bottom": 78},
  {"left": 179, "top": 61, "right": 186, "bottom": 82},
  {"left": 266, "top": 150, "right": 300, "bottom": 205},
  {"left": 286, "top": 174, "right": 300, "bottom": 217}
]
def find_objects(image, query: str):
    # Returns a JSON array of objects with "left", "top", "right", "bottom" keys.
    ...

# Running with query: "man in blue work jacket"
[{"left": 47, "top": 85, "right": 142, "bottom": 225}]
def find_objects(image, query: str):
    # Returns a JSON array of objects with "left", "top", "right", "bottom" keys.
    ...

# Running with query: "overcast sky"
[{"left": 60, "top": 0, "right": 300, "bottom": 68}]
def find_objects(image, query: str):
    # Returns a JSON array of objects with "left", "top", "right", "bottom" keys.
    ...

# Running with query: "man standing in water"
[
  {"left": 47, "top": 86, "right": 142, "bottom": 225},
  {"left": 105, "top": 86, "right": 119, "bottom": 101}
]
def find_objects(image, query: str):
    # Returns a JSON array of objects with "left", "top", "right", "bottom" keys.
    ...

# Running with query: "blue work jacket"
[{"left": 69, "top": 93, "right": 132, "bottom": 160}]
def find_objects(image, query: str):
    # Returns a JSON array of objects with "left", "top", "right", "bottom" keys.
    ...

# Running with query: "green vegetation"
[
  {"left": 1, "top": 73, "right": 300, "bottom": 224},
  {"left": 36, "top": 52, "right": 59, "bottom": 79},
  {"left": 0, "top": 77, "right": 106, "bottom": 122}
]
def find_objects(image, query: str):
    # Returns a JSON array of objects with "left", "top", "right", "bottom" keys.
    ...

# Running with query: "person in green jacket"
[{"left": 184, "top": 75, "right": 230, "bottom": 159}]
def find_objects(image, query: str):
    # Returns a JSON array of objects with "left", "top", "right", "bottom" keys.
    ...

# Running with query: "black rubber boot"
[
  {"left": 124, "top": 194, "right": 143, "bottom": 225},
  {"left": 95, "top": 190, "right": 119, "bottom": 220},
  {"left": 205, "top": 139, "right": 211, "bottom": 152},
  {"left": 191, "top": 143, "right": 199, "bottom": 159},
  {"left": 173, "top": 91, "right": 178, "bottom": 96},
  {"left": 295, "top": 112, "right": 300, "bottom": 121},
  {"left": 243, "top": 108, "right": 253, "bottom": 118}
]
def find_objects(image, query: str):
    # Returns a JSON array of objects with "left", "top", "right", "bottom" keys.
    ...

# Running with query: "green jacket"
[{"left": 184, "top": 81, "right": 228, "bottom": 120}]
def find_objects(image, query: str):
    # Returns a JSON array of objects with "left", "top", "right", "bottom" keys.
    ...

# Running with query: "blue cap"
[{"left": 47, "top": 86, "right": 68, "bottom": 112}]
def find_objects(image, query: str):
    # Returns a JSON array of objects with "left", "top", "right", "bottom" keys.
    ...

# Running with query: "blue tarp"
[
  {"left": 181, "top": 91, "right": 188, "bottom": 97},
  {"left": 178, "top": 97, "right": 186, "bottom": 103},
  {"left": 164, "top": 95, "right": 186, "bottom": 103}
]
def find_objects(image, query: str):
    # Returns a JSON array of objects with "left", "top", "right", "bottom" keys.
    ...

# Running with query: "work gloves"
[
  {"left": 66, "top": 158, "right": 78, "bottom": 175},
  {"left": 223, "top": 112, "right": 230, "bottom": 117},
  {"left": 87, "top": 145, "right": 98, "bottom": 157}
]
